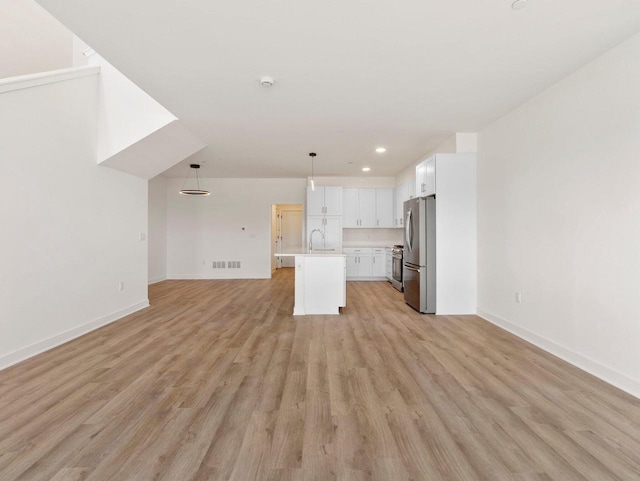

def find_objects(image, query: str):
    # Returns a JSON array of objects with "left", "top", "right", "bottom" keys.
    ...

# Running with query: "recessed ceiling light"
[
  {"left": 362, "top": 167, "right": 371, "bottom": 172},
  {"left": 375, "top": 147, "right": 386, "bottom": 153},
  {"left": 260, "top": 76, "right": 274, "bottom": 87},
  {"left": 511, "top": 0, "right": 527, "bottom": 10}
]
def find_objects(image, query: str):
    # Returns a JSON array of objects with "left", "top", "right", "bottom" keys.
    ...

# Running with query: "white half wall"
[
  {"left": 0, "top": 70, "right": 149, "bottom": 369},
  {"left": 148, "top": 175, "right": 168, "bottom": 283},
  {"left": 84, "top": 49, "right": 206, "bottom": 179},
  {"left": 166, "top": 178, "right": 307, "bottom": 279},
  {"left": 477, "top": 33, "right": 640, "bottom": 398}
]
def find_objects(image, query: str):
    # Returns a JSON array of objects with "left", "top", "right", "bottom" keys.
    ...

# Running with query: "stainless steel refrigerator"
[{"left": 403, "top": 196, "right": 436, "bottom": 313}]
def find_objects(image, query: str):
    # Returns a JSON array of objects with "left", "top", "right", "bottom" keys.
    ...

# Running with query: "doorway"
[{"left": 271, "top": 204, "right": 303, "bottom": 272}]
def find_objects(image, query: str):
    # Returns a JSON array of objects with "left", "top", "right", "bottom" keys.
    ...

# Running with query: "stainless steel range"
[{"left": 391, "top": 244, "right": 404, "bottom": 292}]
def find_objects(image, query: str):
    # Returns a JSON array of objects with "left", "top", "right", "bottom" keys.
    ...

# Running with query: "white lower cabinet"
[
  {"left": 344, "top": 247, "right": 387, "bottom": 280},
  {"left": 372, "top": 248, "right": 385, "bottom": 277},
  {"left": 385, "top": 248, "right": 392, "bottom": 280}
]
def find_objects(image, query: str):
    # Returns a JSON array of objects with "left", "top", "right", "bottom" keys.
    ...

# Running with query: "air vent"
[
  {"left": 212, "top": 261, "right": 226, "bottom": 269},
  {"left": 228, "top": 261, "right": 241, "bottom": 269}
]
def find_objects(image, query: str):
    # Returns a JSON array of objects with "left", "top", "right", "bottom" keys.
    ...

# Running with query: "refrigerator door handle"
[
  {"left": 404, "top": 265, "right": 421, "bottom": 273},
  {"left": 405, "top": 209, "right": 412, "bottom": 252}
]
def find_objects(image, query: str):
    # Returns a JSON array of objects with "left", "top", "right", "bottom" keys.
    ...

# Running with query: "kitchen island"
[{"left": 274, "top": 251, "right": 346, "bottom": 315}]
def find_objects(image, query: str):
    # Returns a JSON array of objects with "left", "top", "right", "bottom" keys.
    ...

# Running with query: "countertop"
[{"left": 274, "top": 250, "right": 346, "bottom": 257}]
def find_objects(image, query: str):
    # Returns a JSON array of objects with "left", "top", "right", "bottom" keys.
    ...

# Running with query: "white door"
[{"left": 280, "top": 210, "right": 302, "bottom": 268}]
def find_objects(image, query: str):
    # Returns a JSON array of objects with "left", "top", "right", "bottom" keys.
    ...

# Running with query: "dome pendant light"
[
  {"left": 179, "top": 164, "right": 210, "bottom": 196},
  {"left": 308, "top": 152, "right": 317, "bottom": 191}
]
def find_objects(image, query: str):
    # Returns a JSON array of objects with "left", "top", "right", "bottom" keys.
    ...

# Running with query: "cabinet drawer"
[{"left": 343, "top": 247, "right": 373, "bottom": 254}]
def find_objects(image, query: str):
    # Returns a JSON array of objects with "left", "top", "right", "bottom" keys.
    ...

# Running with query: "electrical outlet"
[
  {"left": 139, "top": 232, "right": 146, "bottom": 241},
  {"left": 515, "top": 291, "right": 522, "bottom": 304}
]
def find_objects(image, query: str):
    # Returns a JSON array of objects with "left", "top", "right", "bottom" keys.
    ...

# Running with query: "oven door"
[{"left": 391, "top": 254, "right": 403, "bottom": 291}]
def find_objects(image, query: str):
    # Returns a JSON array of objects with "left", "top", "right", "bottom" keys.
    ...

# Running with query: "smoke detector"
[
  {"left": 260, "top": 76, "right": 274, "bottom": 87},
  {"left": 511, "top": 0, "right": 527, "bottom": 10}
]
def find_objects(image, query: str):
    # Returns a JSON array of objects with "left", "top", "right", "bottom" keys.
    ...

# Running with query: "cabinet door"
[
  {"left": 306, "top": 216, "right": 324, "bottom": 250},
  {"left": 385, "top": 250, "right": 392, "bottom": 279},
  {"left": 358, "top": 189, "right": 376, "bottom": 228},
  {"left": 375, "top": 189, "right": 394, "bottom": 228},
  {"left": 395, "top": 185, "right": 404, "bottom": 227},
  {"left": 372, "top": 254, "right": 385, "bottom": 277},
  {"left": 346, "top": 254, "right": 358, "bottom": 278},
  {"left": 307, "top": 187, "right": 324, "bottom": 216},
  {"left": 342, "top": 188, "right": 359, "bottom": 228},
  {"left": 416, "top": 160, "right": 427, "bottom": 197},
  {"left": 323, "top": 217, "right": 342, "bottom": 250},
  {"left": 358, "top": 255, "right": 373, "bottom": 277},
  {"left": 407, "top": 177, "right": 416, "bottom": 199},
  {"left": 323, "top": 187, "right": 342, "bottom": 216},
  {"left": 424, "top": 159, "right": 436, "bottom": 196}
]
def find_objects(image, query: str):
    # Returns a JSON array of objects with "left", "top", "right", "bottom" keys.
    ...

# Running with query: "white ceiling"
[
  {"left": 34, "top": 0, "right": 640, "bottom": 178},
  {"left": 1, "top": 0, "right": 73, "bottom": 79}
]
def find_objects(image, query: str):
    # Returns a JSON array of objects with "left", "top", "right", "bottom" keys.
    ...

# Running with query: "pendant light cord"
[{"left": 181, "top": 168, "right": 192, "bottom": 191}]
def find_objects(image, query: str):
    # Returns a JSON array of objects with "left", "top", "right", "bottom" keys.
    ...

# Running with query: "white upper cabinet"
[
  {"left": 307, "top": 187, "right": 324, "bottom": 216},
  {"left": 407, "top": 177, "right": 416, "bottom": 199},
  {"left": 342, "top": 188, "right": 359, "bottom": 227},
  {"left": 307, "top": 186, "right": 343, "bottom": 216},
  {"left": 424, "top": 158, "right": 435, "bottom": 196},
  {"left": 359, "top": 189, "right": 376, "bottom": 227},
  {"left": 394, "top": 183, "right": 406, "bottom": 227},
  {"left": 416, "top": 157, "right": 435, "bottom": 197},
  {"left": 323, "top": 187, "right": 343, "bottom": 216},
  {"left": 416, "top": 160, "right": 427, "bottom": 197},
  {"left": 375, "top": 188, "right": 394, "bottom": 228},
  {"left": 393, "top": 179, "right": 415, "bottom": 227},
  {"left": 342, "top": 188, "right": 390, "bottom": 228}
]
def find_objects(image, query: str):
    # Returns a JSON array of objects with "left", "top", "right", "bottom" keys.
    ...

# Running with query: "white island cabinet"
[{"left": 274, "top": 252, "right": 346, "bottom": 315}]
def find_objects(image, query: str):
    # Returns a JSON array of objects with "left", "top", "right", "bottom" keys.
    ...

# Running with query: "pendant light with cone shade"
[
  {"left": 309, "top": 152, "right": 316, "bottom": 191},
  {"left": 179, "top": 164, "right": 210, "bottom": 196}
]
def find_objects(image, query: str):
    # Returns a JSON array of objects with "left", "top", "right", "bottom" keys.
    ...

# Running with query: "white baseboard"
[
  {"left": 346, "top": 277, "right": 388, "bottom": 281},
  {"left": 0, "top": 300, "right": 150, "bottom": 371},
  {"left": 148, "top": 276, "right": 167, "bottom": 285},
  {"left": 477, "top": 308, "right": 640, "bottom": 400}
]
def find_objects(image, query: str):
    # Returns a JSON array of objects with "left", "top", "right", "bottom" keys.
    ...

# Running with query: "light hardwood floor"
[{"left": 1, "top": 269, "right": 640, "bottom": 481}]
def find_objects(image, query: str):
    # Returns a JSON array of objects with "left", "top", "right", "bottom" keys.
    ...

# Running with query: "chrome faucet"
[{"left": 309, "top": 228, "right": 325, "bottom": 252}]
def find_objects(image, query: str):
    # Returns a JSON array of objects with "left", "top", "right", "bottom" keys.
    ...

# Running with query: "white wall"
[
  {"left": 166, "top": 178, "right": 307, "bottom": 279},
  {"left": 148, "top": 175, "right": 168, "bottom": 283},
  {"left": 477, "top": 33, "right": 640, "bottom": 397},
  {"left": 0, "top": 0, "right": 73, "bottom": 79},
  {"left": 0, "top": 71, "right": 149, "bottom": 368}
]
